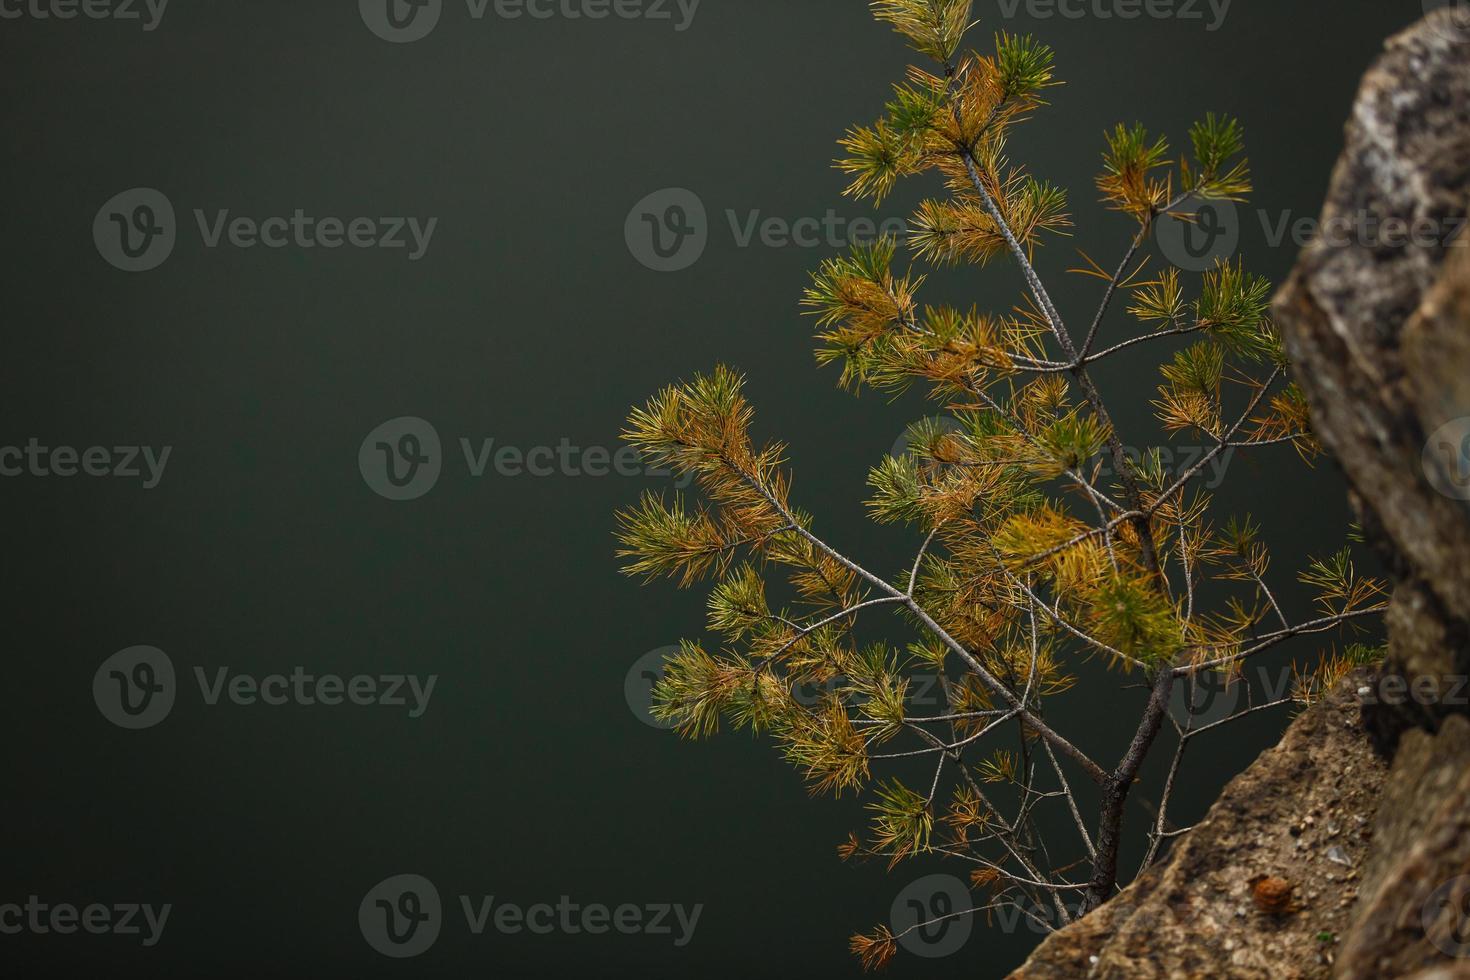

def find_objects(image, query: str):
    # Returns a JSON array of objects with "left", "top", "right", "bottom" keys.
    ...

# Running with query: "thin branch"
[
  {"left": 1178, "top": 605, "right": 1388, "bottom": 674},
  {"left": 1148, "top": 366, "right": 1283, "bottom": 517},
  {"left": 1076, "top": 323, "right": 1208, "bottom": 368},
  {"left": 1182, "top": 696, "right": 1293, "bottom": 741},
  {"left": 910, "top": 524, "right": 942, "bottom": 595},
  {"left": 772, "top": 595, "right": 909, "bottom": 659},
  {"left": 1078, "top": 234, "right": 1146, "bottom": 359},
  {"left": 1042, "top": 738, "right": 1096, "bottom": 861},
  {"left": 1250, "top": 569, "right": 1291, "bottom": 632},
  {"left": 1140, "top": 681, "right": 1194, "bottom": 871}
]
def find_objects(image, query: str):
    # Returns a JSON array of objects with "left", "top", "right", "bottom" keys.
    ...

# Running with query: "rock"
[
  {"left": 1402, "top": 966, "right": 1470, "bottom": 980},
  {"left": 1009, "top": 675, "right": 1388, "bottom": 979},
  {"left": 1335, "top": 716, "right": 1470, "bottom": 978},
  {"left": 1272, "top": 8, "right": 1470, "bottom": 743}
]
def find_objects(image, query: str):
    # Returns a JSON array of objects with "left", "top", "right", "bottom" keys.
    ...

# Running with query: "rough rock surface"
[
  {"left": 1012, "top": 676, "right": 1388, "bottom": 979},
  {"left": 1010, "top": 11, "right": 1470, "bottom": 979},
  {"left": 1271, "top": 9, "right": 1470, "bottom": 741},
  {"left": 1337, "top": 716, "right": 1470, "bottom": 977},
  {"left": 1273, "top": 12, "right": 1470, "bottom": 969}
]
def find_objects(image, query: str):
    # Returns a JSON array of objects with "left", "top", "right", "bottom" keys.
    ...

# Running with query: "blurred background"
[{"left": 0, "top": 0, "right": 1426, "bottom": 975}]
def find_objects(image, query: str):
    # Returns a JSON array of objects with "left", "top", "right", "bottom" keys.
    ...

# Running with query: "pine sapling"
[{"left": 615, "top": 1, "right": 1387, "bottom": 968}]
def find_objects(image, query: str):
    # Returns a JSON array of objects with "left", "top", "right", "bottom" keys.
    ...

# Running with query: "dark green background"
[{"left": 1, "top": 0, "right": 1422, "bottom": 976}]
